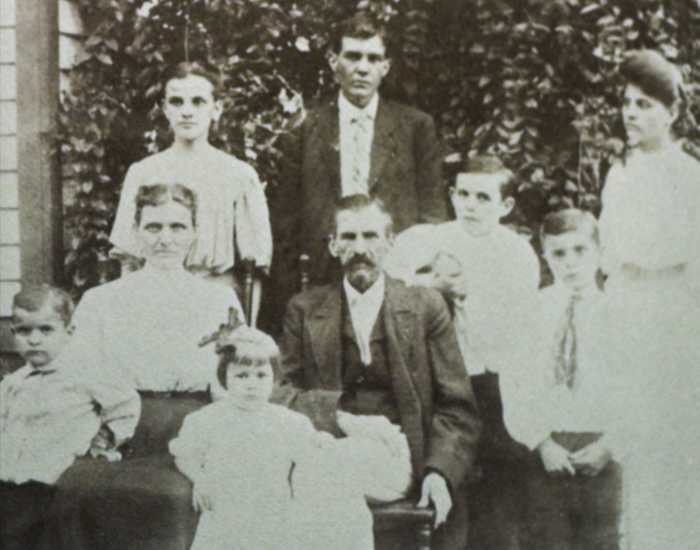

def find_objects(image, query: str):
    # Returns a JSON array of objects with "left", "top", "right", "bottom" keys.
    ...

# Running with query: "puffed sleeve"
[
  {"left": 169, "top": 407, "right": 213, "bottom": 483},
  {"left": 598, "top": 164, "right": 623, "bottom": 278},
  {"left": 284, "top": 410, "right": 321, "bottom": 461},
  {"left": 500, "top": 347, "right": 554, "bottom": 450},
  {"left": 70, "top": 288, "right": 112, "bottom": 380},
  {"left": 234, "top": 163, "right": 273, "bottom": 272},
  {"left": 384, "top": 224, "right": 440, "bottom": 285},
  {"left": 109, "top": 162, "right": 143, "bottom": 257},
  {"left": 78, "top": 362, "right": 141, "bottom": 447}
]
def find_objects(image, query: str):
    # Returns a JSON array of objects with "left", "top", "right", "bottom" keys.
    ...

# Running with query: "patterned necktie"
[
  {"left": 555, "top": 295, "right": 578, "bottom": 388},
  {"left": 349, "top": 114, "right": 371, "bottom": 195}
]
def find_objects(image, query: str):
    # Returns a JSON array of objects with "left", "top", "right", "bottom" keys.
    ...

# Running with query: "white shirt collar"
[
  {"left": 343, "top": 273, "right": 386, "bottom": 308},
  {"left": 551, "top": 281, "right": 602, "bottom": 305},
  {"left": 338, "top": 91, "right": 379, "bottom": 123},
  {"left": 343, "top": 274, "right": 386, "bottom": 365}
]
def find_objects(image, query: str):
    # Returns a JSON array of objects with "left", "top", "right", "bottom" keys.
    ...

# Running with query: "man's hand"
[
  {"left": 418, "top": 472, "right": 452, "bottom": 528},
  {"left": 570, "top": 441, "right": 612, "bottom": 477},
  {"left": 538, "top": 437, "right": 575, "bottom": 476}
]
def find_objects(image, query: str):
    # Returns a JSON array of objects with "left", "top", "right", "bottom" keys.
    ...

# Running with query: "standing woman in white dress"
[{"left": 598, "top": 49, "right": 700, "bottom": 550}]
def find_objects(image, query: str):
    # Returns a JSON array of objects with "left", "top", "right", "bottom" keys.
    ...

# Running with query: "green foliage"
[{"left": 59, "top": 0, "right": 700, "bottom": 295}]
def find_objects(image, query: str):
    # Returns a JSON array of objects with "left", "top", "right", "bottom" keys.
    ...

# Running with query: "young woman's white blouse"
[
  {"left": 71, "top": 266, "right": 242, "bottom": 392},
  {"left": 599, "top": 142, "right": 700, "bottom": 277},
  {"left": 109, "top": 147, "right": 272, "bottom": 274}
]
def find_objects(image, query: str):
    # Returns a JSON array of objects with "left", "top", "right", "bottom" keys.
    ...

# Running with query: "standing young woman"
[
  {"left": 110, "top": 62, "right": 272, "bottom": 323},
  {"left": 599, "top": 49, "right": 700, "bottom": 550}
]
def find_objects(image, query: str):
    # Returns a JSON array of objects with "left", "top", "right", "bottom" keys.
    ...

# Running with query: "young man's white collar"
[
  {"left": 343, "top": 273, "right": 386, "bottom": 365},
  {"left": 338, "top": 91, "right": 379, "bottom": 123}
]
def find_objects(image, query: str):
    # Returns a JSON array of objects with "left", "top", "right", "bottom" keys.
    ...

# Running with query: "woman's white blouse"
[
  {"left": 599, "top": 143, "right": 700, "bottom": 275},
  {"left": 71, "top": 267, "right": 242, "bottom": 392}
]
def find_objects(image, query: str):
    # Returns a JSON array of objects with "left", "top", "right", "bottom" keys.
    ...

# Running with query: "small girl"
[
  {"left": 169, "top": 329, "right": 373, "bottom": 550},
  {"left": 109, "top": 61, "right": 272, "bottom": 321}
]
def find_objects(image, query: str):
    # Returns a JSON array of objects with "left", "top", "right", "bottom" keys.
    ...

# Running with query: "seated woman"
[
  {"left": 39, "top": 183, "right": 243, "bottom": 550},
  {"left": 71, "top": 182, "right": 243, "bottom": 454}
]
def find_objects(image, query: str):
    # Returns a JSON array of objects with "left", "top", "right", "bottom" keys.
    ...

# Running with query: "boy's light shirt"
[
  {"left": 437, "top": 221, "right": 540, "bottom": 375},
  {"left": 386, "top": 221, "right": 540, "bottom": 375},
  {"left": 0, "top": 350, "right": 140, "bottom": 485},
  {"left": 338, "top": 92, "right": 379, "bottom": 196},
  {"left": 500, "top": 283, "right": 628, "bottom": 458},
  {"left": 343, "top": 274, "right": 385, "bottom": 365}
]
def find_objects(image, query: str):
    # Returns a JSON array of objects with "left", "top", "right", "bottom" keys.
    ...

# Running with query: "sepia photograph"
[{"left": 1, "top": 0, "right": 699, "bottom": 549}]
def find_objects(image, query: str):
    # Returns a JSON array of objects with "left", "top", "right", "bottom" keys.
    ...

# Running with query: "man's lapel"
[
  {"left": 317, "top": 99, "right": 341, "bottom": 194},
  {"left": 306, "top": 285, "right": 343, "bottom": 389},
  {"left": 369, "top": 99, "right": 399, "bottom": 191},
  {"left": 383, "top": 277, "right": 425, "bottom": 469}
]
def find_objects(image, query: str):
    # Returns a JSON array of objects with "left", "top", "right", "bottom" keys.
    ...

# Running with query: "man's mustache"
[{"left": 347, "top": 254, "right": 375, "bottom": 268}]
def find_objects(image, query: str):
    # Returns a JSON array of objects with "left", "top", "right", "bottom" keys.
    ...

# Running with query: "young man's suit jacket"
[
  {"left": 265, "top": 98, "right": 447, "bottom": 331},
  {"left": 271, "top": 276, "right": 481, "bottom": 494}
]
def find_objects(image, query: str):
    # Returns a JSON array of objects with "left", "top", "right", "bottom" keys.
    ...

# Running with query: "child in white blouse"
[
  {"left": 0, "top": 285, "right": 140, "bottom": 550},
  {"left": 385, "top": 155, "right": 540, "bottom": 550},
  {"left": 170, "top": 329, "right": 373, "bottom": 550},
  {"left": 501, "top": 210, "right": 625, "bottom": 550},
  {"left": 109, "top": 62, "right": 272, "bottom": 322}
]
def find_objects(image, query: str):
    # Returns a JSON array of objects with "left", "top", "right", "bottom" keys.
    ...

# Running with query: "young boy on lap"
[
  {"left": 0, "top": 285, "right": 140, "bottom": 550},
  {"left": 501, "top": 209, "right": 625, "bottom": 550}
]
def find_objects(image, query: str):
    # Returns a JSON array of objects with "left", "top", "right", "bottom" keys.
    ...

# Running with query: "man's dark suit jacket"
[
  {"left": 271, "top": 276, "right": 481, "bottom": 493},
  {"left": 265, "top": 97, "right": 447, "bottom": 331}
]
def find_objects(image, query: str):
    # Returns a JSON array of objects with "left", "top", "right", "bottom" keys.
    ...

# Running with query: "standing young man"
[{"left": 266, "top": 13, "right": 446, "bottom": 331}]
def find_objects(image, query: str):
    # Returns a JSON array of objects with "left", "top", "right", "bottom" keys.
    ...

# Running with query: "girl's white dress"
[
  {"left": 599, "top": 142, "right": 700, "bottom": 550},
  {"left": 169, "top": 401, "right": 373, "bottom": 550}
]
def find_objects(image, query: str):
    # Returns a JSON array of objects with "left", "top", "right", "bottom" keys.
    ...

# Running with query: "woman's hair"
[
  {"left": 162, "top": 61, "right": 222, "bottom": 98},
  {"left": 216, "top": 339, "right": 280, "bottom": 389},
  {"left": 540, "top": 208, "right": 599, "bottom": 245},
  {"left": 12, "top": 284, "right": 74, "bottom": 326},
  {"left": 133, "top": 183, "right": 198, "bottom": 228},
  {"left": 620, "top": 49, "right": 683, "bottom": 111}
]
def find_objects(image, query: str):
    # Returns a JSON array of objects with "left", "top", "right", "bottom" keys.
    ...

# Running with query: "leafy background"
[{"left": 58, "top": 0, "right": 700, "bottom": 296}]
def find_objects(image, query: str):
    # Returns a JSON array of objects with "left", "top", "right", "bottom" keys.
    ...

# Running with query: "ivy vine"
[{"left": 58, "top": 0, "right": 700, "bottom": 296}]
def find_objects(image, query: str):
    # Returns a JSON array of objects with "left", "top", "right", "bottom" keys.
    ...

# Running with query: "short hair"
[
  {"left": 133, "top": 183, "right": 198, "bottom": 228},
  {"left": 332, "top": 194, "right": 393, "bottom": 236},
  {"left": 540, "top": 208, "right": 599, "bottom": 245},
  {"left": 620, "top": 49, "right": 683, "bottom": 110},
  {"left": 12, "top": 284, "right": 74, "bottom": 326},
  {"left": 331, "top": 12, "right": 389, "bottom": 55},
  {"left": 216, "top": 339, "right": 279, "bottom": 389},
  {"left": 162, "top": 61, "right": 222, "bottom": 99},
  {"left": 446, "top": 155, "right": 516, "bottom": 199}
]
